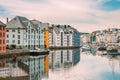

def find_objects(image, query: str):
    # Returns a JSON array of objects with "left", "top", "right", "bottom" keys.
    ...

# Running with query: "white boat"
[{"left": 81, "top": 44, "right": 91, "bottom": 52}]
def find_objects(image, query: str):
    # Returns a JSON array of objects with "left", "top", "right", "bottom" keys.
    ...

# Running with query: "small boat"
[
  {"left": 81, "top": 44, "right": 91, "bottom": 52},
  {"left": 107, "top": 46, "right": 118, "bottom": 53}
]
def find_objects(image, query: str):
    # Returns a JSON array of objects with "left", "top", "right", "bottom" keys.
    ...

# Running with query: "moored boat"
[
  {"left": 81, "top": 44, "right": 91, "bottom": 52},
  {"left": 107, "top": 46, "right": 118, "bottom": 53}
]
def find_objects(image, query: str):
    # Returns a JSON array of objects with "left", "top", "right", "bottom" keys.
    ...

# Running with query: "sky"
[{"left": 0, "top": 0, "right": 120, "bottom": 33}]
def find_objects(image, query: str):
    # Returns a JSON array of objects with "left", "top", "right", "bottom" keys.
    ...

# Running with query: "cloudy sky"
[{"left": 0, "top": 0, "right": 120, "bottom": 32}]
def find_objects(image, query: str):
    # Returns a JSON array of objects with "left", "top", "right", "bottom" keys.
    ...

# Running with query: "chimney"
[{"left": 6, "top": 17, "right": 9, "bottom": 23}]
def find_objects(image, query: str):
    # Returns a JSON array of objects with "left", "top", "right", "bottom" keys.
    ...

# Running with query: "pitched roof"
[
  {"left": 0, "top": 21, "right": 6, "bottom": 27},
  {"left": 6, "top": 16, "right": 29, "bottom": 29},
  {"left": 42, "top": 23, "right": 49, "bottom": 29}
]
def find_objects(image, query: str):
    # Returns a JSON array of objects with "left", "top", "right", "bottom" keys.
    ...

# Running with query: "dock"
[{"left": 0, "top": 49, "right": 49, "bottom": 59}]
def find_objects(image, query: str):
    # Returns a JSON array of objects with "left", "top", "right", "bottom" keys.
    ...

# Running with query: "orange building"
[
  {"left": 0, "top": 21, "right": 6, "bottom": 68},
  {"left": 0, "top": 21, "right": 6, "bottom": 53},
  {"left": 44, "top": 30, "right": 49, "bottom": 48}
]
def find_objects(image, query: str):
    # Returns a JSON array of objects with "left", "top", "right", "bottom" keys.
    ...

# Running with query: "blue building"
[{"left": 73, "top": 30, "right": 80, "bottom": 47}]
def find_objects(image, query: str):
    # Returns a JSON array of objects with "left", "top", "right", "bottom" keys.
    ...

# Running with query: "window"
[
  {"left": 18, "top": 29, "right": 20, "bottom": 34},
  {"left": 7, "top": 40, "right": 9, "bottom": 43},
  {"left": 28, "top": 35, "right": 30, "bottom": 39},
  {"left": 7, "top": 34, "right": 9, "bottom": 38},
  {"left": 0, "top": 27, "right": 2, "bottom": 30},
  {"left": 0, "top": 33, "right": 2, "bottom": 37},
  {"left": 12, "top": 29, "right": 15, "bottom": 32},
  {"left": 7, "top": 30, "right": 9, "bottom": 32},
  {"left": 13, "top": 34, "right": 15, "bottom": 38},
  {"left": 0, "top": 47, "right": 1, "bottom": 50},
  {"left": 3, "top": 33, "right": 5, "bottom": 37},
  {"left": 3, "top": 27, "right": 5, "bottom": 30},
  {"left": 28, "top": 30, "right": 30, "bottom": 34},
  {"left": 3, "top": 47, "right": 4, "bottom": 51},
  {"left": 3, "top": 40, "right": 5, "bottom": 44},
  {"left": 12, "top": 40, "right": 15, "bottom": 43},
  {"left": 0, "top": 40, "right": 2, "bottom": 44},
  {"left": 18, "top": 40, "right": 20, "bottom": 44},
  {"left": 18, "top": 35, "right": 20, "bottom": 39}
]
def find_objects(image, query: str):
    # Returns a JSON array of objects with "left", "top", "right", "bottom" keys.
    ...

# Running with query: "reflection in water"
[
  {"left": 49, "top": 49, "right": 80, "bottom": 70},
  {"left": 1, "top": 49, "right": 120, "bottom": 80},
  {"left": 106, "top": 55, "right": 120, "bottom": 74},
  {"left": 44, "top": 49, "right": 120, "bottom": 80},
  {"left": 0, "top": 55, "right": 49, "bottom": 80}
]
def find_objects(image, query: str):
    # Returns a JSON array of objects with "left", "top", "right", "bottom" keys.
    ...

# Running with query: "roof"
[
  {"left": 53, "top": 25, "right": 61, "bottom": 34},
  {"left": 6, "top": 16, "right": 29, "bottom": 29},
  {"left": 42, "top": 23, "right": 49, "bottom": 29},
  {"left": 51, "top": 24, "right": 74, "bottom": 34},
  {"left": 0, "top": 21, "right": 6, "bottom": 27}
]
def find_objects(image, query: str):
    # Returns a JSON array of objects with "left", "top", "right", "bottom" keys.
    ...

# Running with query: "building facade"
[
  {"left": 6, "top": 16, "right": 45, "bottom": 49},
  {"left": 49, "top": 25, "right": 80, "bottom": 48},
  {"left": 94, "top": 28, "right": 120, "bottom": 46},
  {"left": 0, "top": 21, "right": 6, "bottom": 68},
  {"left": 0, "top": 21, "right": 6, "bottom": 53}
]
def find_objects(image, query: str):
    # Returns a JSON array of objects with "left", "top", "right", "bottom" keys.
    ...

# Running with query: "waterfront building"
[
  {"left": 31, "top": 20, "right": 45, "bottom": 49},
  {"left": 6, "top": 16, "right": 45, "bottom": 49},
  {"left": 81, "top": 33, "right": 90, "bottom": 44},
  {"left": 94, "top": 28, "right": 120, "bottom": 46},
  {"left": 117, "top": 31, "right": 120, "bottom": 43},
  {"left": 43, "top": 23, "right": 49, "bottom": 49},
  {"left": 106, "top": 33, "right": 115, "bottom": 43},
  {"left": 96, "top": 33, "right": 106, "bottom": 46},
  {"left": 0, "top": 21, "right": 6, "bottom": 68},
  {"left": 49, "top": 24, "right": 80, "bottom": 48},
  {"left": 0, "top": 21, "right": 6, "bottom": 53},
  {"left": 72, "top": 28, "right": 81, "bottom": 47}
]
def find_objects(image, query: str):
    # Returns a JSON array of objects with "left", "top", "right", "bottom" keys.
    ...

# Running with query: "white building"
[
  {"left": 95, "top": 28, "right": 120, "bottom": 46},
  {"left": 49, "top": 25, "right": 73, "bottom": 47},
  {"left": 6, "top": 16, "right": 44, "bottom": 49},
  {"left": 96, "top": 33, "right": 106, "bottom": 44}
]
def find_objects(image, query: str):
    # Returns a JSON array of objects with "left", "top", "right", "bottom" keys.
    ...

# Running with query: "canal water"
[{"left": 43, "top": 49, "right": 120, "bottom": 80}]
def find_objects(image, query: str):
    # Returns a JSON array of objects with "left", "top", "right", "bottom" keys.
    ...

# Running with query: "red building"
[{"left": 0, "top": 21, "right": 6, "bottom": 67}]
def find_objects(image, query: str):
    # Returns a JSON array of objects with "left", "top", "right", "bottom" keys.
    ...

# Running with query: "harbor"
[{"left": 43, "top": 49, "right": 120, "bottom": 80}]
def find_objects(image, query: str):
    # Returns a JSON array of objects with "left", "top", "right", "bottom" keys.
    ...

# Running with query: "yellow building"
[
  {"left": 42, "top": 23, "right": 49, "bottom": 49},
  {"left": 44, "top": 29, "right": 49, "bottom": 48}
]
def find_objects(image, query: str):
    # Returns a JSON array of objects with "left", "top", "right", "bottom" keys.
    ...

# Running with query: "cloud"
[
  {"left": 0, "top": 6, "right": 9, "bottom": 16},
  {"left": 0, "top": 0, "right": 120, "bottom": 32}
]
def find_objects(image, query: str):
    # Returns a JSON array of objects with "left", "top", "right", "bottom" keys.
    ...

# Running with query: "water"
[
  {"left": 0, "top": 49, "right": 120, "bottom": 80},
  {"left": 43, "top": 49, "right": 120, "bottom": 80}
]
